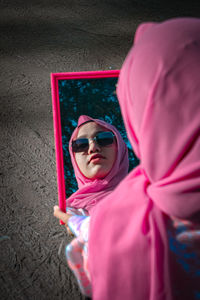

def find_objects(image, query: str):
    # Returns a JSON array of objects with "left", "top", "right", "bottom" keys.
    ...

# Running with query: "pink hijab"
[
  {"left": 89, "top": 18, "right": 200, "bottom": 299},
  {"left": 66, "top": 115, "right": 129, "bottom": 214}
]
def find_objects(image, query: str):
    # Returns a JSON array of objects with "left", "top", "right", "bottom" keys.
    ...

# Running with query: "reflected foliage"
[{"left": 58, "top": 77, "right": 139, "bottom": 198}]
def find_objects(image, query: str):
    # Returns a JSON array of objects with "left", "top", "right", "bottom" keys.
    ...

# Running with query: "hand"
[{"left": 53, "top": 205, "right": 74, "bottom": 235}]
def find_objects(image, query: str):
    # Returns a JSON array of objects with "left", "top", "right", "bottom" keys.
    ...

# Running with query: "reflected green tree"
[{"left": 58, "top": 77, "right": 139, "bottom": 198}]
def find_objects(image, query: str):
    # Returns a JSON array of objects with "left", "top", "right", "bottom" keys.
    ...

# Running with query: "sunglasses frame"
[{"left": 72, "top": 131, "right": 115, "bottom": 153}]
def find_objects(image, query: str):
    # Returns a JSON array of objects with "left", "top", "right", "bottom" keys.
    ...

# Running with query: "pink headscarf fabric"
[
  {"left": 89, "top": 18, "right": 200, "bottom": 300},
  {"left": 66, "top": 115, "right": 129, "bottom": 214}
]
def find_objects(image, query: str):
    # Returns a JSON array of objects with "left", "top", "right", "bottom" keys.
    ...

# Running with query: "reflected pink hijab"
[
  {"left": 66, "top": 115, "right": 129, "bottom": 214},
  {"left": 89, "top": 18, "right": 200, "bottom": 299}
]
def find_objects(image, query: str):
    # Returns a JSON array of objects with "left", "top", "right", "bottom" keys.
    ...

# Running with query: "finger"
[
  {"left": 54, "top": 207, "right": 69, "bottom": 223},
  {"left": 66, "top": 226, "right": 74, "bottom": 236}
]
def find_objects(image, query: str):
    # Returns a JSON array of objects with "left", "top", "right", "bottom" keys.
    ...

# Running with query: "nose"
[{"left": 88, "top": 139, "right": 100, "bottom": 154}]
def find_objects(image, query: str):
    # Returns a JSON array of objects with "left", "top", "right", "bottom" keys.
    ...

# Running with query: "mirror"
[{"left": 51, "top": 70, "right": 139, "bottom": 213}]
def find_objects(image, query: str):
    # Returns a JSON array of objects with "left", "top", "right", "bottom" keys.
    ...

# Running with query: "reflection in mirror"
[{"left": 51, "top": 71, "right": 139, "bottom": 212}]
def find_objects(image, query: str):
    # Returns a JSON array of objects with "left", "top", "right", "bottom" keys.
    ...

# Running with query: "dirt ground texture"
[{"left": 0, "top": 1, "right": 199, "bottom": 299}]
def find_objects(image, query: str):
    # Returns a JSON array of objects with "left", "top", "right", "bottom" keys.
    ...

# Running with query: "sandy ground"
[{"left": 0, "top": 1, "right": 199, "bottom": 299}]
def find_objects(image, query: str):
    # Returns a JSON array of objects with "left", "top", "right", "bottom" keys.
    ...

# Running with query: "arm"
[
  {"left": 53, "top": 205, "right": 89, "bottom": 237},
  {"left": 53, "top": 205, "right": 74, "bottom": 235},
  {"left": 68, "top": 215, "right": 89, "bottom": 238}
]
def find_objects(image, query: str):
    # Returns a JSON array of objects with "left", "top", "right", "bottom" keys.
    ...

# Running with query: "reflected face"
[{"left": 73, "top": 122, "right": 117, "bottom": 179}]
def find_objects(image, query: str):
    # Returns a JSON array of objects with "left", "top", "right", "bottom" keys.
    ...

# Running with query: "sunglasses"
[{"left": 72, "top": 131, "right": 115, "bottom": 153}]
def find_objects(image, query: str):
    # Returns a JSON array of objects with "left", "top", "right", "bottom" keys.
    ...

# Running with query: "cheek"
[
  {"left": 74, "top": 154, "right": 93, "bottom": 178},
  {"left": 107, "top": 144, "right": 117, "bottom": 167},
  {"left": 74, "top": 153, "right": 86, "bottom": 171}
]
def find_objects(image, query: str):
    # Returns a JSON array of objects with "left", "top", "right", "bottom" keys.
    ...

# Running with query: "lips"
[{"left": 89, "top": 154, "right": 105, "bottom": 163}]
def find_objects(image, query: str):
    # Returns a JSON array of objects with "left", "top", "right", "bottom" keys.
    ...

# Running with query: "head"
[
  {"left": 117, "top": 18, "right": 200, "bottom": 183},
  {"left": 67, "top": 115, "right": 129, "bottom": 210},
  {"left": 69, "top": 115, "right": 128, "bottom": 188},
  {"left": 73, "top": 121, "right": 117, "bottom": 179}
]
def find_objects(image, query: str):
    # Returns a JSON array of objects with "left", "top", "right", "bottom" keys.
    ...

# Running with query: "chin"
[{"left": 90, "top": 169, "right": 110, "bottom": 180}]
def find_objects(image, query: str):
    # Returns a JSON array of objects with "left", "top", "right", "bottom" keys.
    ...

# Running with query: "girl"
[
  {"left": 89, "top": 18, "right": 200, "bottom": 300},
  {"left": 54, "top": 115, "right": 129, "bottom": 297}
]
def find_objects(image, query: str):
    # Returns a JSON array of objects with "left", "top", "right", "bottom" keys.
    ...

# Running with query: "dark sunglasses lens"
[
  {"left": 72, "top": 139, "right": 89, "bottom": 152},
  {"left": 72, "top": 132, "right": 115, "bottom": 152},
  {"left": 96, "top": 132, "right": 114, "bottom": 146}
]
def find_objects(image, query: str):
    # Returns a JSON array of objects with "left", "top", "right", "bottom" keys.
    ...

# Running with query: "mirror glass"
[{"left": 51, "top": 71, "right": 139, "bottom": 211}]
